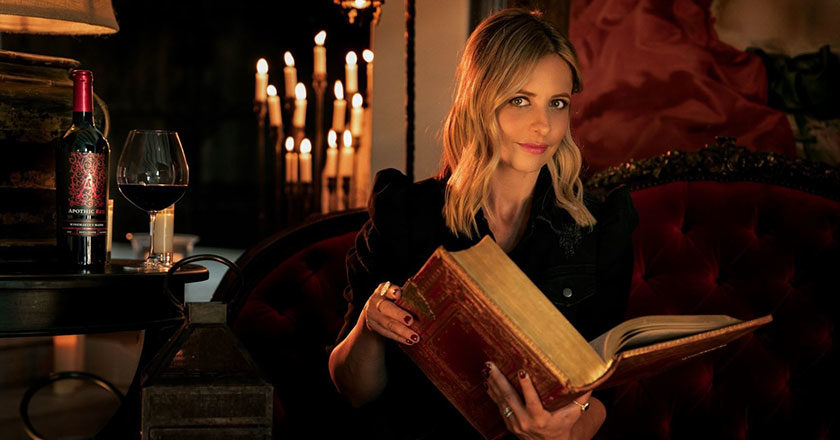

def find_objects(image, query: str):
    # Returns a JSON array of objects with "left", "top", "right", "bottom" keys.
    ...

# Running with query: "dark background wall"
[{"left": 2, "top": 0, "right": 371, "bottom": 248}]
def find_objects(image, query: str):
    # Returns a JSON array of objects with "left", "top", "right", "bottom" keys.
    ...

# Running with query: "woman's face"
[{"left": 495, "top": 54, "right": 572, "bottom": 175}]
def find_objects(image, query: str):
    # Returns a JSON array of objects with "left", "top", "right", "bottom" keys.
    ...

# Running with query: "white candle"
[
  {"left": 313, "top": 31, "right": 327, "bottom": 78},
  {"left": 325, "top": 130, "right": 339, "bottom": 178},
  {"left": 255, "top": 58, "right": 268, "bottom": 102},
  {"left": 266, "top": 85, "right": 282, "bottom": 127},
  {"left": 350, "top": 93, "right": 363, "bottom": 137},
  {"left": 332, "top": 80, "right": 347, "bottom": 132},
  {"left": 363, "top": 49, "right": 374, "bottom": 100},
  {"left": 285, "top": 137, "right": 298, "bottom": 183},
  {"left": 152, "top": 205, "right": 174, "bottom": 255},
  {"left": 345, "top": 51, "right": 358, "bottom": 95},
  {"left": 299, "top": 138, "right": 313, "bottom": 183},
  {"left": 283, "top": 52, "right": 297, "bottom": 99},
  {"left": 293, "top": 83, "right": 307, "bottom": 129},
  {"left": 339, "top": 129, "right": 354, "bottom": 178}
]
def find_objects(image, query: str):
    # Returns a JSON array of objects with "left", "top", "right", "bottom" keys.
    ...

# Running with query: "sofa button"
[{"left": 562, "top": 287, "right": 573, "bottom": 298}]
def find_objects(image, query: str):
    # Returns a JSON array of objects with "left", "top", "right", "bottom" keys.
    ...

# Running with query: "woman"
[{"left": 329, "top": 9, "right": 638, "bottom": 440}]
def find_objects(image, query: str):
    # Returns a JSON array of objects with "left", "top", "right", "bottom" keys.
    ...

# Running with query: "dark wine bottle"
[{"left": 55, "top": 70, "right": 110, "bottom": 271}]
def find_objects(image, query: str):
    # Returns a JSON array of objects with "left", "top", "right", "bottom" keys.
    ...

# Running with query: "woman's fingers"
[
  {"left": 485, "top": 362, "right": 526, "bottom": 423},
  {"left": 517, "top": 369, "right": 543, "bottom": 415},
  {"left": 366, "top": 282, "right": 418, "bottom": 344}
]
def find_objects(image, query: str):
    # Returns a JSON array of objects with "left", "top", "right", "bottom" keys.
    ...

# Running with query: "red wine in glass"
[{"left": 116, "top": 130, "right": 189, "bottom": 271}]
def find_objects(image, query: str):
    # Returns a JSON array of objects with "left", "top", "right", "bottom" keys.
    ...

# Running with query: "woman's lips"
[{"left": 517, "top": 143, "right": 549, "bottom": 155}]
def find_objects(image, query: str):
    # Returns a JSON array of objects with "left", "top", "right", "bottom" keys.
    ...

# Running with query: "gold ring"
[
  {"left": 573, "top": 399, "right": 590, "bottom": 413},
  {"left": 502, "top": 406, "right": 513, "bottom": 418}
]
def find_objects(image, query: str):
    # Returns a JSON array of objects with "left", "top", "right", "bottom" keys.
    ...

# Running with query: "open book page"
[{"left": 588, "top": 315, "right": 743, "bottom": 361}]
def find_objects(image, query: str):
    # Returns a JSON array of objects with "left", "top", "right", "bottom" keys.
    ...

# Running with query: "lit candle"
[
  {"left": 266, "top": 85, "right": 282, "bottom": 127},
  {"left": 53, "top": 335, "right": 84, "bottom": 395},
  {"left": 339, "top": 129, "right": 354, "bottom": 178},
  {"left": 285, "top": 136, "right": 298, "bottom": 183},
  {"left": 363, "top": 49, "right": 374, "bottom": 100},
  {"left": 152, "top": 205, "right": 174, "bottom": 256},
  {"left": 345, "top": 51, "right": 358, "bottom": 95},
  {"left": 283, "top": 52, "right": 297, "bottom": 99},
  {"left": 332, "top": 80, "right": 347, "bottom": 132},
  {"left": 350, "top": 93, "right": 363, "bottom": 137},
  {"left": 313, "top": 31, "right": 327, "bottom": 78},
  {"left": 255, "top": 58, "right": 268, "bottom": 103},
  {"left": 325, "top": 130, "right": 339, "bottom": 178},
  {"left": 293, "top": 83, "right": 307, "bottom": 129},
  {"left": 299, "top": 138, "right": 313, "bottom": 183}
]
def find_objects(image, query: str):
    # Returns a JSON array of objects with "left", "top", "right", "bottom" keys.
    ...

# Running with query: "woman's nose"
[{"left": 530, "top": 109, "right": 550, "bottom": 136}]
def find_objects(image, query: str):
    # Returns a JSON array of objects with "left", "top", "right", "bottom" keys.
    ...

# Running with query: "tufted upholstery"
[{"left": 215, "top": 145, "right": 840, "bottom": 439}]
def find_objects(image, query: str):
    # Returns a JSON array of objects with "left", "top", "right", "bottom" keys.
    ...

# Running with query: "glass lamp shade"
[{"left": 0, "top": 0, "right": 118, "bottom": 35}]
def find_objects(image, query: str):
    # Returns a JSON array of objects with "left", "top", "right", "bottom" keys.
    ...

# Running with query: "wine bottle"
[{"left": 55, "top": 70, "right": 110, "bottom": 271}]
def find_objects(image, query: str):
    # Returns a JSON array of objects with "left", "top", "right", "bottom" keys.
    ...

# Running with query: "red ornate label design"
[{"left": 67, "top": 151, "right": 106, "bottom": 208}]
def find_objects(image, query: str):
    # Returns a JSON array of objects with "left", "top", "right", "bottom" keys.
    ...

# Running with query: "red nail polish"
[
  {"left": 410, "top": 334, "right": 419, "bottom": 342},
  {"left": 485, "top": 361, "right": 493, "bottom": 369},
  {"left": 404, "top": 315, "right": 412, "bottom": 324},
  {"left": 405, "top": 338, "right": 413, "bottom": 344},
  {"left": 518, "top": 370, "right": 527, "bottom": 379}
]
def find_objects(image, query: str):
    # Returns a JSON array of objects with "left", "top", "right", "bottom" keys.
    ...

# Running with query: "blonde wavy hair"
[{"left": 440, "top": 8, "right": 596, "bottom": 238}]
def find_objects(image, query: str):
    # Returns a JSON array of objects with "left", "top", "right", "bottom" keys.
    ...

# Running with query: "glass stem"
[{"left": 148, "top": 210, "right": 158, "bottom": 261}]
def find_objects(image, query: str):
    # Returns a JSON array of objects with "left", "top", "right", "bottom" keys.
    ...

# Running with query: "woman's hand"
[
  {"left": 485, "top": 362, "right": 598, "bottom": 440},
  {"left": 361, "top": 281, "right": 420, "bottom": 345}
]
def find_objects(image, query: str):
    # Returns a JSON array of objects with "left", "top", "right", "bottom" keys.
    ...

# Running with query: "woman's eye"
[
  {"left": 551, "top": 99, "right": 568, "bottom": 109},
  {"left": 509, "top": 96, "right": 527, "bottom": 106}
]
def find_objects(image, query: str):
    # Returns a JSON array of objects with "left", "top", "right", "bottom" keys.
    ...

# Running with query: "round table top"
[{"left": 0, "top": 259, "right": 210, "bottom": 337}]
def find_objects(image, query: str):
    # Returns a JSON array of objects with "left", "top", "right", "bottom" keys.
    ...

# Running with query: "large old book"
[{"left": 396, "top": 236, "right": 772, "bottom": 440}]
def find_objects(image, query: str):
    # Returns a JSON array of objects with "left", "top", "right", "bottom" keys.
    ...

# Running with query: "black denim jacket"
[{"left": 339, "top": 167, "right": 638, "bottom": 439}]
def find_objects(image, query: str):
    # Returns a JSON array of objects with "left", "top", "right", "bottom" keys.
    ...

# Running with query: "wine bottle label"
[{"left": 61, "top": 151, "right": 107, "bottom": 236}]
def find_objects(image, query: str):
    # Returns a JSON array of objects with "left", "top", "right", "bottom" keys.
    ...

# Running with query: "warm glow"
[
  {"left": 343, "top": 129, "right": 353, "bottom": 147},
  {"left": 54, "top": 334, "right": 78, "bottom": 347},
  {"left": 334, "top": 81, "right": 344, "bottom": 100},
  {"left": 300, "top": 138, "right": 312, "bottom": 154},
  {"left": 363, "top": 49, "right": 374, "bottom": 63},
  {"left": 266, "top": 85, "right": 277, "bottom": 97},
  {"left": 328, "top": 130, "right": 338, "bottom": 148},
  {"left": 295, "top": 83, "right": 307, "bottom": 100},
  {"left": 285, "top": 137, "right": 295, "bottom": 152},
  {"left": 314, "top": 30, "right": 326, "bottom": 46},
  {"left": 352, "top": 93, "right": 363, "bottom": 108},
  {"left": 346, "top": 51, "right": 357, "bottom": 65},
  {"left": 284, "top": 51, "right": 295, "bottom": 67},
  {"left": 354, "top": 0, "right": 369, "bottom": 8},
  {"left": 256, "top": 58, "right": 268, "bottom": 74}
]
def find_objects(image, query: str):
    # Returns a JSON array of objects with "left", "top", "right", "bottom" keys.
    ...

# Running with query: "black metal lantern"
[{"left": 141, "top": 255, "right": 273, "bottom": 439}]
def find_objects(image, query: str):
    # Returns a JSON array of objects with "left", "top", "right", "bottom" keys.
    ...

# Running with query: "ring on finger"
[
  {"left": 572, "top": 399, "right": 590, "bottom": 413},
  {"left": 379, "top": 281, "right": 391, "bottom": 297},
  {"left": 502, "top": 406, "right": 513, "bottom": 418}
]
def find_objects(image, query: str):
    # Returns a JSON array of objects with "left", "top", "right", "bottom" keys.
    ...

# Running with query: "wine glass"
[{"left": 116, "top": 130, "right": 189, "bottom": 271}]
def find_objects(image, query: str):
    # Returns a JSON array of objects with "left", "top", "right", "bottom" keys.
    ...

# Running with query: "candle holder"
[
  {"left": 325, "top": 176, "right": 338, "bottom": 213},
  {"left": 312, "top": 75, "right": 327, "bottom": 218},
  {"left": 254, "top": 100, "right": 268, "bottom": 236},
  {"left": 274, "top": 134, "right": 286, "bottom": 228},
  {"left": 340, "top": 176, "right": 352, "bottom": 211}
]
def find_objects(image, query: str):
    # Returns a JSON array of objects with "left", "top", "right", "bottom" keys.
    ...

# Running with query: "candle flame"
[
  {"left": 284, "top": 51, "right": 295, "bottom": 67},
  {"left": 334, "top": 80, "right": 344, "bottom": 99},
  {"left": 354, "top": 0, "right": 368, "bottom": 8},
  {"left": 314, "top": 30, "right": 327, "bottom": 46},
  {"left": 54, "top": 334, "right": 78, "bottom": 348},
  {"left": 343, "top": 129, "right": 353, "bottom": 148},
  {"left": 352, "top": 93, "right": 363, "bottom": 108},
  {"left": 328, "top": 130, "right": 337, "bottom": 148},
  {"left": 257, "top": 58, "right": 268, "bottom": 74},
  {"left": 346, "top": 51, "right": 357, "bottom": 65},
  {"left": 295, "top": 83, "right": 307, "bottom": 100},
  {"left": 266, "top": 85, "right": 277, "bottom": 97},
  {"left": 363, "top": 49, "right": 374, "bottom": 63},
  {"left": 285, "top": 137, "right": 295, "bottom": 152},
  {"left": 300, "top": 138, "right": 312, "bottom": 154}
]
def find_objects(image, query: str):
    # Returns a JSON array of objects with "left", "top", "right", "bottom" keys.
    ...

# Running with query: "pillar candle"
[
  {"left": 350, "top": 93, "right": 363, "bottom": 137},
  {"left": 53, "top": 335, "right": 84, "bottom": 395},
  {"left": 332, "top": 80, "right": 346, "bottom": 132},
  {"left": 285, "top": 137, "right": 298, "bottom": 183},
  {"left": 283, "top": 52, "right": 297, "bottom": 99},
  {"left": 313, "top": 31, "right": 327, "bottom": 78},
  {"left": 345, "top": 51, "right": 358, "bottom": 95},
  {"left": 266, "top": 85, "right": 282, "bottom": 127},
  {"left": 325, "top": 130, "right": 339, "bottom": 178},
  {"left": 293, "top": 83, "right": 307, "bottom": 129},
  {"left": 299, "top": 138, "right": 312, "bottom": 183},
  {"left": 152, "top": 205, "right": 174, "bottom": 255},
  {"left": 255, "top": 58, "right": 268, "bottom": 102},
  {"left": 339, "top": 129, "right": 354, "bottom": 178},
  {"left": 363, "top": 49, "right": 374, "bottom": 101}
]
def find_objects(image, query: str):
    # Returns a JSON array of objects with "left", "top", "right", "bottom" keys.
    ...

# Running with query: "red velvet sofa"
[{"left": 214, "top": 138, "right": 840, "bottom": 439}]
